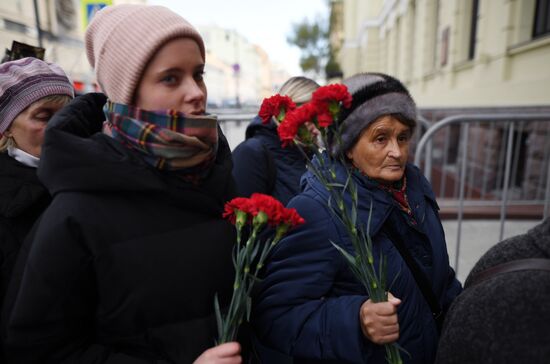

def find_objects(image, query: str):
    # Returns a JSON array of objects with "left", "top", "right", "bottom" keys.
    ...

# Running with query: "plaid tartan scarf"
[{"left": 104, "top": 101, "right": 218, "bottom": 179}]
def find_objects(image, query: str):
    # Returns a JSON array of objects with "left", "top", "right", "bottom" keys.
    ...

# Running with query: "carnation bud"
[
  {"left": 338, "top": 199, "right": 345, "bottom": 212},
  {"left": 235, "top": 210, "right": 248, "bottom": 229},
  {"left": 276, "top": 108, "right": 287, "bottom": 123},
  {"left": 328, "top": 101, "right": 340, "bottom": 117},
  {"left": 253, "top": 211, "right": 268, "bottom": 228},
  {"left": 274, "top": 224, "right": 290, "bottom": 242},
  {"left": 368, "top": 251, "right": 374, "bottom": 265}
]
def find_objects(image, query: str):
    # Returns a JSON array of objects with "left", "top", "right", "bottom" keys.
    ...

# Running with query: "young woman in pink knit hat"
[
  {"left": 0, "top": 57, "right": 73, "bottom": 318},
  {"left": 2, "top": 5, "right": 241, "bottom": 364}
]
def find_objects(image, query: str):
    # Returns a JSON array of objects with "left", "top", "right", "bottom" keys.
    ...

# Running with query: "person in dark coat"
[
  {"left": 2, "top": 4, "right": 241, "bottom": 364},
  {"left": 435, "top": 218, "right": 550, "bottom": 364},
  {"left": 232, "top": 77, "right": 319, "bottom": 206},
  {"left": 253, "top": 73, "right": 462, "bottom": 364},
  {"left": 0, "top": 57, "right": 73, "bottom": 312}
]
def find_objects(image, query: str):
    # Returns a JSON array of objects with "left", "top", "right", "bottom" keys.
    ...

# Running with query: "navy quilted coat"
[{"left": 253, "top": 155, "right": 462, "bottom": 364}]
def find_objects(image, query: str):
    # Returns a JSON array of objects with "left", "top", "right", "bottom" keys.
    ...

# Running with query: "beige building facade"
[
  {"left": 0, "top": 0, "right": 146, "bottom": 93},
  {"left": 332, "top": 0, "right": 550, "bottom": 215},
  {"left": 198, "top": 25, "right": 286, "bottom": 107},
  {"left": 334, "top": 0, "right": 550, "bottom": 108}
]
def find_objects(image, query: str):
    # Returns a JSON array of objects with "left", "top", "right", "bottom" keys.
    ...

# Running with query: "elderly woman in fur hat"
[{"left": 253, "top": 73, "right": 462, "bottom": 364}]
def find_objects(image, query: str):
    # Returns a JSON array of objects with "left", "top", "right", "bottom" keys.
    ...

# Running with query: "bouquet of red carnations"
[{"left": 215, "top": 193, "right": 304, "bottom": 344}]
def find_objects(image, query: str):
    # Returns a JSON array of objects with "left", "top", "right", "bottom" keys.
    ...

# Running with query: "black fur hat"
[{"left": 331, "top": 72, "right": 417, "bottom": 156}]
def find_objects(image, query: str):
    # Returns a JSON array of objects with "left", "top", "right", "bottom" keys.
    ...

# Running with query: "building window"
[
  {"left": 533, "top": 0, "right": 550, "bottom": 39},
  {"left": 468, "top": 0, "right": 480, "bottom": 60}
]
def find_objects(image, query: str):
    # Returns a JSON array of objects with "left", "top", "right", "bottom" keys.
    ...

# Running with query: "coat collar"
[{"left": 302, "top": 153, "right": 434, "bottom": 235}]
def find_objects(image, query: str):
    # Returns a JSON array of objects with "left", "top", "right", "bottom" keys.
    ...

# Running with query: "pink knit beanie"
[
  {"left": 0, "top": 57, "right": 74, "bottom": 134},
  {"left": 85, "top": 4, "right": 205, "bottom": 104}
]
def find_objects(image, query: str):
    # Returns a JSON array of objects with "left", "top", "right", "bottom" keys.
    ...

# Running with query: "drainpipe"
[{"left": 33, "top": 0, "right": 43, "bottom": 48}]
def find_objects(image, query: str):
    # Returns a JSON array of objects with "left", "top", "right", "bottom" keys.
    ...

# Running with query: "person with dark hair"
[
  {"left": 232, "top": 76, "right": 320, "bottom": 205},
  {"left": 2, "top": 5, "right": 241, "bottom": 364},
  {"left": 435, "top": 218, "right": 550, "bottom": 364},
  {"left": 253, "top": 73, "right": 462, "bottom": 363},
  {"left": 0, "top": 57, "right": 73, "bottom": 312}
]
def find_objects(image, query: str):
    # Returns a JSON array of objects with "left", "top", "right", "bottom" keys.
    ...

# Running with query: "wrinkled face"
[
  {"left": 135, "top": 37, "right": 207, "bottom": 115},
  {"left": 346, "top": 115, "right": 411, "bottom": 183},
  {"left": 7, "top": 99, "right": 66, "bottom": 157}
]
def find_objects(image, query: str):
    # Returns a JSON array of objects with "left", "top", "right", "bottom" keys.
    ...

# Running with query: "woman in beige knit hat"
[{"left": 2, "top": 5, "right": 241, "bottom": 364}]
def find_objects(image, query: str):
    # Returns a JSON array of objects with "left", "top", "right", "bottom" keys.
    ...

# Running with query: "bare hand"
[
  {"left": 193, "top": 342, "right": 242, "bottom": 364},
  {"left": 359, "top": 292, "right": 401, "bottom": 345}
]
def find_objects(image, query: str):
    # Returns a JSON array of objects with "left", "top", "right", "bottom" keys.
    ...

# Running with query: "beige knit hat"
[{"left": 85, "top": 4, "right": 205, "bottom": 104}]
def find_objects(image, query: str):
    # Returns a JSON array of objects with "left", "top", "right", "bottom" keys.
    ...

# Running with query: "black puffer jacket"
[
  {"left": 0, "top": 153, "right": 50, "bottom": 311},
  {"left": 232, "top": 117, "right": 308, "bottom": 206},
  {"left": 2, "top": 93, "right": 237, "bottom": 363}
]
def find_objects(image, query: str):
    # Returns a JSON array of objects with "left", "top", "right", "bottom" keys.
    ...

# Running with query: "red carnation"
[
  {"left": 312, "top": 84, "right": 352, "bottom": 109},
  {"left": 258, "top": 94, "right": 296, "bottom": 124},
  {"left": 316, "top": 112, "right": 334, "bottom": 128},
  {"left": 311, "top": 84, "right": 352, "bottom": 128},
  {"left": 250, "top": 193, "right": 285, "bottom": 226},
  {"left": 281, "top": 207, "right": 305, "bottom": 227},
  {"left": 277, "top": 120, "right": 298, "bottom": 148},
  {"left": 223, "top": 197, "right": 253, "bottom": 225},
  {"left": 277, "top": 103, "right": 317, "bottom": 147}
]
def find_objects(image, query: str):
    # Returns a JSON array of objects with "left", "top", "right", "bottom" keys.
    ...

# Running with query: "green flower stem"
[
  {"left": 386, "top": 343, "right": 403, "bottom": 364},
  {"left": 217, "top": 219, "right": 282, "bottom": 344}
]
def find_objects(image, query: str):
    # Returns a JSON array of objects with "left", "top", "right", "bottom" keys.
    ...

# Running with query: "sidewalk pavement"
[{"left": 442, "top": 219, "right": 542, "bottom": 283}]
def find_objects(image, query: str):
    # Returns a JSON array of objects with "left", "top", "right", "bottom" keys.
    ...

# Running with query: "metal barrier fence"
[
  {"left": 414, "top": 114, "right": 550, "bottom": 272},
  {"left": 217, "top": 113, "right": 432, "bottom": 151},
  {"left": 217, "top": 114, "right": 257, "bottom": 122},
  {"left": 217, "top": 111, "right": 550, "bottom": 274}
]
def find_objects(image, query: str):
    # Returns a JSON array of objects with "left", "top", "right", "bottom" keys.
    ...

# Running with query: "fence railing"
[
  {"left": 216, "top": 110, "right": 550, "bottom": 275},
  {"left": 217, "top": 113, "right": 432, "bottom": 151},
  {"left": 414, "top": 114, "right": 550, "bottom": 272}
]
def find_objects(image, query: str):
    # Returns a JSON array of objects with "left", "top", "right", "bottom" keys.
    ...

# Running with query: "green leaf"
[
  {"left": 246, "top": 296, "right": 252, "bottom": 321},
  {"left": 366, "top": 199, "right": 374, "bottom": 238},
  {"left": 351, "top": 198, "right": 357, "bottom": 227},
  {"left": 380, "top": 254, "right": 387, "bottom": 293},
  {"left": 330, "top": 241, "right": 356, "bottom": 267},
  {"left": 388, "top": 269, "right": 401, "bottom": 292},
  {"left": 250, "top": 240, "right": 261, "bottom": 263},
  {"left": 214, "top": 294, "right": 224, "bottom": 343}
]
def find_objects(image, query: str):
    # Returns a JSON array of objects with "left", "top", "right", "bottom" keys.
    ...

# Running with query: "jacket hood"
[
  {"left": 246, "top": 115, "right": 311, "bottom": 159},
  {"left": 37, "top": 93, "right": 235, "bottom": 214},
  {"left": 0, "top": 153, "right": 48, "bottom": 218},
  {"left": 245, "top": 115, "right": 277, "bottom": 140}
]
